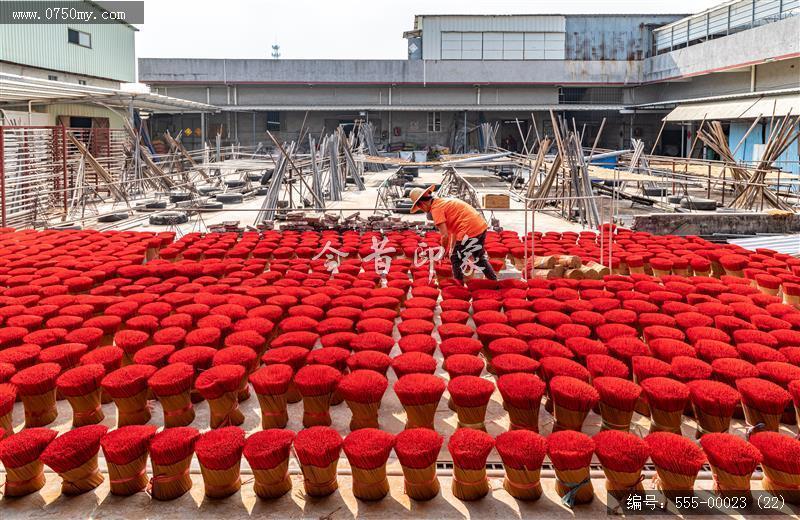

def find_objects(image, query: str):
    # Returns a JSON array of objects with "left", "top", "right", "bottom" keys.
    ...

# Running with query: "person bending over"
[{"left": 409, "top": 186, "right": 497, "bottom": 283}]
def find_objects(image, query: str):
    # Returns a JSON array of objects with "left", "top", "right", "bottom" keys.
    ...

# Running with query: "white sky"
[{"left": 135, "top": 0, "right": 724, "bottom": 60}]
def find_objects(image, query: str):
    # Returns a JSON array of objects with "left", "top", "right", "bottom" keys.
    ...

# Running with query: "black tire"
[
  {"left": 680, "top": 197, "right": 716, "bottom": 211},
  {"left": 97, "top": 212, "right": 129, "bottom": 223},
  {"left": 169, "top": 192, "right": 192, "bottom": 203},
  {"left": 667, "top": 195, "right": 685, "bottom": 204},
  {"left": 224, "top": 180, "right": 245, "bottom": 188},
  {"left": 215, "top": 193, "right": 244, "bottom": 204},
  {"left": 145, "top": 201, "right": 168, "bottom": 210},
  {"left": 254, "top": 187, "right": 270, "bottom": 196},
  {"left": 149, "top": 212, "right": 188, "bottom": 225},
  {"left": 198, "top": 202, "right": 223, "bottom": 211},
  {"left": 198, "top": 186, "right": 219, "bottom": 195}
]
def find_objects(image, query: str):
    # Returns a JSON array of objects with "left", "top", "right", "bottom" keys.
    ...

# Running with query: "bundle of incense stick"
[
  {"left": 102, "top": 364, "right": 158, "bottom": 426},
  {"left": 640, "top": 377, "right": 689, "bottom": 434},
  {"left": 148, "top": 363, "right": 195, "bottom": 428},
  {"left": 496, "top": 373, "right": 545, "bottom": 431},
  {"left": 114, "top": 329, "right": 151, "bottom": 366},
  {"left": 443, "top": 354, "right": 485, "bottom": 379},
  {"left": 0, "top": 428, "right": 57, "bottom": 496},
  {"left": 736, "top": 377, "right": 792, "bottom": 432},
  {"left": 347, "top": 350, "right": 393, "bottom": 376},
  {"left": 169, "top": 346, "right": 217, "bottom": 403},
  {"left": 491, "top": 354, "right": 540, "bottom": 377},
  {"left": 547, "top": 430, "right": 596, "bottom": 507},
  {"left": 194, "top": 427, "right": 246, "bottom": 499},
  {"left": 293, "top": 364, "right": 342, "bottom": 428},
  {"left": 79, "top": 346, "right": 124, "bottom": 404},
  {"left": 448, "top": 428, "right": 495, "bottom": 501},
  {"left": 549, "top": 376, "right": 599, "bottom": 432},
  {"left": 699, "top": 433, "right": 762, "bottom": 498},
  {"left": 0, "top": 384, "right": 16, "bottom": 438},
  {"left": 394, "top": 374, "right": 447, "bottom": 430},
  {"left": 293, "top": 426, "right": 342, "bottom": 497},
  {"left": 594, "top": 430, "right": 649, "bottom": 503},
  {"left": 249, "top": 364, "right": 293, "bottom": 429},
  {"left": 100, "top": 425, "right": 158, "bottom": 495},
  {"left": 593, "top": 377, "right": 641, "bottom": 431},
  {"left": 495, "top": 430, "right": 546, "bottom": 501},
  {"left": 447, "top": 376, "right": 495, "bottom": 430},
  {"left": 10, "top": 362, "right": 61, "bottom": 427},
  {"left": 645, "top": 432, "right": 706, "bottom": 501},
  {"left": 212, "top": 346, "right": 258, "bottom": 401},
  {"left": 749, "top": 431, "right": 800, "bottom": 505},
  {"left": 687, "top": 380, "right": 740, "bottom": 438},
  {"left": 56, "top": 364, "right": 106, "bottom": 427},
  {"left": 631, "top": 356, "right": 671, "bottom": 416},
  {"left": 261, "top": 346, "right": 309, "bottom": 403},
  {"left": 394, "top": 428, "right": 443, "bottom": 501},
  {"left": 40, "top": 425, "right": 108, "bottom": 495},
  {"left": 243, "top": 429, "right": 295, "bottom": 499},
  {"left": 195, "top": 364, "right": 246, "bottom": 429},
  {"left": 391, "top": 352, "right": 437, "bottom": 379},
  {"left": 148, "top": 426, "right": 201, "bottom": 500},
  {"left": 338, "top": 370, "right": 389, "bottom": 430},
  {"left": 343, "top": 428, "right": 395, "bottom": 501}
]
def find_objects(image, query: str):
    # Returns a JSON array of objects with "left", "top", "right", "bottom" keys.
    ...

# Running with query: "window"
[
  {"left": 427, "top": 111, "right": 441, "bottom": 132},
  {"left": 78, "top": 79, "right": 87, "bottom": 85},
  {"left": 266, "top": 111, "right": 280, "bottom": 131},
  {"left": 48, "top": 75, "right": 58, "bottom": 81},
  {"left": 68, "top": 28, "right": 91, "bottom": 48},
  {"left": 441, "top": 31, "right": 565, "bottom": 60}
]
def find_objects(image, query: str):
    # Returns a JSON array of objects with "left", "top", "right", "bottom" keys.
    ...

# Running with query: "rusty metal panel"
[{"left": 565, "top": 15, "right": 685, "bottom": 61}]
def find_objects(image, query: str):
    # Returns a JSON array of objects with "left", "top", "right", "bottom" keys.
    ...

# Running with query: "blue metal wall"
[
  {"left": 564, "top": 15, "right": 685, "bottom": 61},
  {"left": 729, "top": 121, "right": 800, "bottom": 175}
]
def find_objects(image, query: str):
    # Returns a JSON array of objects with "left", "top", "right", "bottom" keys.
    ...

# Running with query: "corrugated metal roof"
[
  {"left": 663, "top": 94, "right": 800, "bottom": 121},
  {"left": 221, "top": 104, "right": 625, "bottom": 112},
  {"left": 0, "top": 73, "right": 218, "bottom": 113},
  {"left": 729, "top": 234, "right": 800, "bottom": 256}
]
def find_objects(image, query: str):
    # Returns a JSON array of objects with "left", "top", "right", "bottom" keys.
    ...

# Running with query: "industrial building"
[{"left": 141, "top": 0, "right": 799, "bottom": 169}]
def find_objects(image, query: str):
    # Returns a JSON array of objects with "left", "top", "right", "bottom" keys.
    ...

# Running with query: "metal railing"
[{"left": 652, "top": 0, "right": 800, "bottom": 55}]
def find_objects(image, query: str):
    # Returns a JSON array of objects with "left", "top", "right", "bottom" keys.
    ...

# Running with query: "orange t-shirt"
[{"left": 429, "top": 198, "right": 488, "bottom": 243}]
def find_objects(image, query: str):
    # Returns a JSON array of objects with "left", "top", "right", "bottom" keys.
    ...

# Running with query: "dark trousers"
[{"left": 450, "top": 231, "right": 498, "bottom": 282}]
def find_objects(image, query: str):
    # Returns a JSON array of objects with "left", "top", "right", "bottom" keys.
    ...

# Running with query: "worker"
[{"left": 409, "top": 185, "right": 497, "bottom": 283}]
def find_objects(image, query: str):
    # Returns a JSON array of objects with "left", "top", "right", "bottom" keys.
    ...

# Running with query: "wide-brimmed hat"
[{"left": 409, "top": 185, "right": 436, "bottom": 214}]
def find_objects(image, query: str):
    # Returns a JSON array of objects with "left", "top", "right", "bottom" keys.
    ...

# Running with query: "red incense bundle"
[
  {"left": 249, "top": 364, "right": 293, "bottom": 429},
  {"left": 749, "top": 431, "right": 800, "bottom": 504},
  {"left": 640, "top": 377, "right": 689, "bottom": 434},
  {"left": 100, "top": 425, "right": 158, "bottom": 495},
  {"left": 645, "top": 432, "right": 706, "bottom": 498},
  {"left": 40, "top": 424, "right": 108, "bottom": 495},
  {"left": 102, "top": 364, "right": 157, "bottom": 426},
  {"left": 440, "top": 337, "right": 484, "bottom": 358},
  {"left": 448, "top": 428, "right": 495, "bottom": 501},
  {"left": 338, "top": 370, "right": 389, "bottom": 430},
  {"left": 594, "top": 430, "right": 649, "bottom": 500},
  {"left": 394, "top": 373, "right": 446, "bottom": 429},
  {"left": 294, "top": 364, "right": 342, "bottom": 427},
  {"left": 293, "top": 426, "right": 342, "bottom": 497},
  {"left": 395, "top": 428, "right": 443, "bottom": 501},
  {"left": 491, "top": 353, "right": 540, "bottom": 376},
  {"left": 243, "top": 429, "right": 295, "bottom": 499},
  {"left": 398, "top": 334, "right": 437, "bottom": 356},
  {"left": 148, "top": 426, "right": 201, "bottom": 500},
  {"left": 549, "top": 376, "right": 599, "bottom": 432},
  {"left": 114, "top": 329, "right": 150, "bottom": 365},
  {"left": 687, "top": 380, "right": 739, "bottom": 438},
  {"left": 11, "top": 362, "right": 61, "bottom": 427},
  {"left": 0, "top": 384, "right": 15, "bottom": 438},
  {"left": 392, "top": 352, "right": 437, "bottom": 379},
  {"left": 699, "top": 433, "right": 762, "bottom": 497},
  {"left": 343, "top": 428, "right": 395, "bottom": 501},
  {"left": 195, "top": 364, "right": 246, "bottom": 428},
  {"left": 791, "top": 380, "right": 800, "bottom": 425},
  {"left": 495, "top": 430, "right": 547, "bottom": 501},
  {"left": 261, "top": 346, "right": 308, "bottom": 403},
  {"left": 148, "top": 363, "right": 195, "bottom": 427},
  {"left": 56, "top": 363, "right": 106, "bottom": 426},
  {"left": 443, "top": 354, "right": 485, "bottom": 378},
  {"left": 736, "top": 377, "right": 792, "bottom": 432},
  {"left": 586, "top": 354, "right": 630, "bottom": 381},
  {"left": 446, "top": 376, "right": 493, "bottom": 431},
  {"left": 593, "top": 376, "right": 641, "bottom": 431},
  {"left": 0, "top": 428, "right": 58, "bottom": 496},
  {"left": 547, "top": 430, "right": 595, "bottom": 507},
  {"left": 212, "top": 346, "right": 258, "bottom": 401},
  {"left": 347, "top": 350, "right": 392, "bottom": 376},
  {"left": 497, "top": 372, "right": 545, "bottom": 431},
  {"left": 195, "top": 426, "right": 246, "bottom": 499}
]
